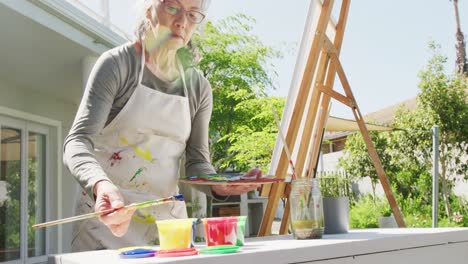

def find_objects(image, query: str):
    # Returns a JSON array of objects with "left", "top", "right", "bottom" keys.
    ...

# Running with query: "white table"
[{"left": 49, "top": 228, "right": 468, "bottom": 264}]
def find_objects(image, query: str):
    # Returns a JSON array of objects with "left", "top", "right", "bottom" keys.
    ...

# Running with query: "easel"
[{"left": 258, "top": 0, "right": 406, "bottom": 236}]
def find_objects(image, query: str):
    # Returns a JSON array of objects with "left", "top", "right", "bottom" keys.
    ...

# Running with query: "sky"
[{"left": 80, "top": 0, "right": 467, "bottom": 119}]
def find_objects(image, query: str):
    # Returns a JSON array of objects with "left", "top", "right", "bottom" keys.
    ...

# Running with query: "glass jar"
[{"left": 289, "top": 178, "right": 324, "bottom": 239}]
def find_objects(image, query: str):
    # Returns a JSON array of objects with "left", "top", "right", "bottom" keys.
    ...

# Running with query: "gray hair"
[{"left": 134, "top": 0, "right": 210, "bottom": 41}]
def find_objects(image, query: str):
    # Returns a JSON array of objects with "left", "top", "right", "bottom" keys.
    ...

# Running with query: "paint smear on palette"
[
  {"left": 130, "top": 167, "right": 146, "bottom": 182},
  {"left": 120, "top": 137, "right": 153, "bottom": 162},
  {"left": 109, "top": 151, "right": 123, "bottom": 167}
]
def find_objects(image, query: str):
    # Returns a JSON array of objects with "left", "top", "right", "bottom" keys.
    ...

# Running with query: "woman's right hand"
[{"left": 94, "top": 180, "right": 136, "bottom": 237}]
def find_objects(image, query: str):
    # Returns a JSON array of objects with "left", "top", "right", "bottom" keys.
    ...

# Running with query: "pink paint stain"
[{"left": 109, "top": 151, "right": 123, "bottom": 167}]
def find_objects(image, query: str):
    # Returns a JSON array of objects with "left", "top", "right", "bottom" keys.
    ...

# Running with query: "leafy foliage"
[
  {"left": 317, "top": 171, "right": 353, "bottom": 198},
  {"left": 349, "top": 195, "right": 379, "bottom": 228},
  {"left": 0, "top": 157, "right": 43, "bottom": 256},
  {"left": 416, "top": 42, "right": 468, "bottom": 176},
  {"left": 338, "top": 131, "right": 394, "bottom": 196},
  {"left": 225, "top": 97, "right": 285, "bottom": 172},
  {"left": 192, "top": 15, "right": 284, "bottom": 172},
  {"left": 340, "top": 42, "right": 467, "bottom": 226},
  {"left": 392, "top": 42, "right": 468, "bottom": 217}
]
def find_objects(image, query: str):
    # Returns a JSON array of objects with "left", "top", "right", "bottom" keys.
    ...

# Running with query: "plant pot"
[
  {"left": 323, "top": 196, "right": 349, "bottom": 234},
  {"left": 378, "top": 215, "right": 398, "bottom": 228}
]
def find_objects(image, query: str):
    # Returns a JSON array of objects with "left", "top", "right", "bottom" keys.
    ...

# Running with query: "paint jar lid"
[
  {"left": 157, "top": 248, "right": 198, "bottom": 257},
  {"left": 118, "top": 247, "right": 157, "bottom": 258},
  {"left": 199, "top": 245, "right": 240, "bottom": 254}
]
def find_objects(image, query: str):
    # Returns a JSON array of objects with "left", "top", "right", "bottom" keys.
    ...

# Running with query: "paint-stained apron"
[{"left": 72, "top": 44, "right": 191, "bottom": 251}]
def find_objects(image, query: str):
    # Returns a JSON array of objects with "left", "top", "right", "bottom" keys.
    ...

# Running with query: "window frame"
[
  {"left": 25, "top": 123, "right": 50, "bottom": 264},
  {"left": 0, "top": 115, "right": 52, "bottom": 264}
]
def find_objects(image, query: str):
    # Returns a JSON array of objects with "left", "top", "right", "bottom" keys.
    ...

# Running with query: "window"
[
  {"left": 0, "top": 115, "right": 49, "bottom": 264},
  {"left": 332, "top": 138, "right": 347, "bottom": 152}
]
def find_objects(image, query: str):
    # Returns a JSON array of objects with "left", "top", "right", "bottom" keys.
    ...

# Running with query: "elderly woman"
[{"left": 64, "top": 0, "right": 261, "bottom": 251}]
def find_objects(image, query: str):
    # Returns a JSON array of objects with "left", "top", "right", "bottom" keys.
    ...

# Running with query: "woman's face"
[{"left": 152, "top": 0, "right": 204, "bottom": 50}]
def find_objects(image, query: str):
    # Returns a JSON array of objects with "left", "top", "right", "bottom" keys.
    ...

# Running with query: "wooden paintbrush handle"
[
  {"left": 32, "top": 207, "right": 118, "bottom": 229},
  {"left": 32, "top": 194, "right": 184, "bottom": 229}
]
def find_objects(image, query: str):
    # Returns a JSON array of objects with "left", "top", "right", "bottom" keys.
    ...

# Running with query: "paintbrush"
[
  {"left": 305, "top": 103, "right": 331, "bottom": 213},
  {"left": 272, "top": 107, "right": 297, "bottom": 180},
  {"left": 304, "top": 106, "right": 323, "bottom": 179},
  {"left": 312, "top": 128, "right": 326, "bottom": 179},
  {"left": 307, "top": 103, "right": 331, "bottom": 179},
  {"left": 32, "top": 194, "right": 184, "bottom": 229}
]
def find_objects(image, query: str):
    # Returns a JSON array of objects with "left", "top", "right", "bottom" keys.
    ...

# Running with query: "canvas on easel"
[{"left": 258, "top": 0, "right": 406, "bottom": 236}]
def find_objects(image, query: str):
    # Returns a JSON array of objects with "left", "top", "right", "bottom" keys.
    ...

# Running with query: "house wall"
[
  {"left": 320, "top": 151, "right": 345, "bottom": 172},
  {"left": 0, "top": 79, "right": 80, "bottom": 253}
]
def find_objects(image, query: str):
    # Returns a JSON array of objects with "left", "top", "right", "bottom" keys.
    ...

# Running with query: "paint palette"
[{"left": 180, "top": 173, "right": 284, "bottom": 185}]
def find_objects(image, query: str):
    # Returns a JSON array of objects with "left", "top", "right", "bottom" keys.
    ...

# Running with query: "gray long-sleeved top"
[{"left": 64, "top": 42, "right": 215, "bottom": 199}]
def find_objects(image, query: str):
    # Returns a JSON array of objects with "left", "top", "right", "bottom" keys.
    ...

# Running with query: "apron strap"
[
  {"left": 138, "top": 43, "right": 146, "bottom": 84},
  {"left": 177, "top": 60, "right": 189, "bottom": 98}
]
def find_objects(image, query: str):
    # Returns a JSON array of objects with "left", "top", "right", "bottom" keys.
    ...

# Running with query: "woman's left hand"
[{"left": 211, "top": 168, "right": 263, "bottom": 196}]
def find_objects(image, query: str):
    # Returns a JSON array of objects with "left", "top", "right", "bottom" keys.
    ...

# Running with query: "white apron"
[{"left": 72, "top": 45, "right": 191, "bottom": 251}]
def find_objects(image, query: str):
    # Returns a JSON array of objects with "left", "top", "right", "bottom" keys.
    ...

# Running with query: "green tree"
[
  {"left": 338, "top": 131, "right": 394, "bottom": 198},
  {"left": 387, "top": 106, "right": 435, "bottom": 202},
  {"left": 0, "top": 157, "right": 40, "bottom": 258},
  {"left": 192, "top": 14, "right": 283, "bottom": 172},
  {"left": 226, "top": 96, "right": 285, "bottom": 172},
  {"left": 339, "top": 42, "right": 468, "bottom": 221},
  {"left": 395, "top": 42, "right": 468, "bottom": 217}
]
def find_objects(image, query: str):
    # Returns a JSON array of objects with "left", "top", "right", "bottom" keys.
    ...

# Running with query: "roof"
[
  {"left": 323, "top": 97, "right": 417, "bottom": 141},
  {"left": 364, "top": 97, "right": 417, "bottom": 125},
  {"left": 326, "top": 116, "right": 394, "bottom": 132},
  {"left": 324, "top": 131, "right": 355, "bottom": 141}
]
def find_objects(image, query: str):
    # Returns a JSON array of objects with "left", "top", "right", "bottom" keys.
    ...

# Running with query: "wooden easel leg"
[
  {"left": 305, "top": 0, "right": 351, "bottom": 172},
  {"left": 294, "top": 54, "right": 329, "bottom": 176},
  {"left": 258, "top": 0, "right": 336, "bottom": 237},
  {"left": 279, "top": 198, "right": 290, "bottom": 234},
  {"left": 292, "top": 0, "right": 351, "bottom": 179},
  {"left": 330, "top": 53, "right": 406, "bottom": 227},
  {"left": 258, "top": 182, "right": 287, "bottom": 236},
  {"left": 278, "top": 183, "right": 292, "bottom": 234}
]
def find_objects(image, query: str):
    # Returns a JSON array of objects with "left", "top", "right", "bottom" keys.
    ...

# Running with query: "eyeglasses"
[{"left": 159, "top": 0, "right": 206, "bottom": 24}]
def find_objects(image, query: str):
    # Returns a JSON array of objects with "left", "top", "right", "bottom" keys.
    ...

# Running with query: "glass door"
[
  {"left": 0, "top": 122, "right": 22, "bottom": 264},
  {"left": 0, "top": 116, "right": 49, "bottom": 264}
]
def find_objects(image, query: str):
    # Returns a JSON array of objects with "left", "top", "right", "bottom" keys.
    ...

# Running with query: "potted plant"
[
  {"left": 378, "top": 204, "right": 397, "bottom": 228},
  {"left": 319, "top": 172, "right": 353, "bottom": 234}
]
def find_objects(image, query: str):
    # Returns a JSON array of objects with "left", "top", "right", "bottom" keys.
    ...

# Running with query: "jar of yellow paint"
[{"left": 156, "top": 218, "right": 195, "bottom": 250}]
